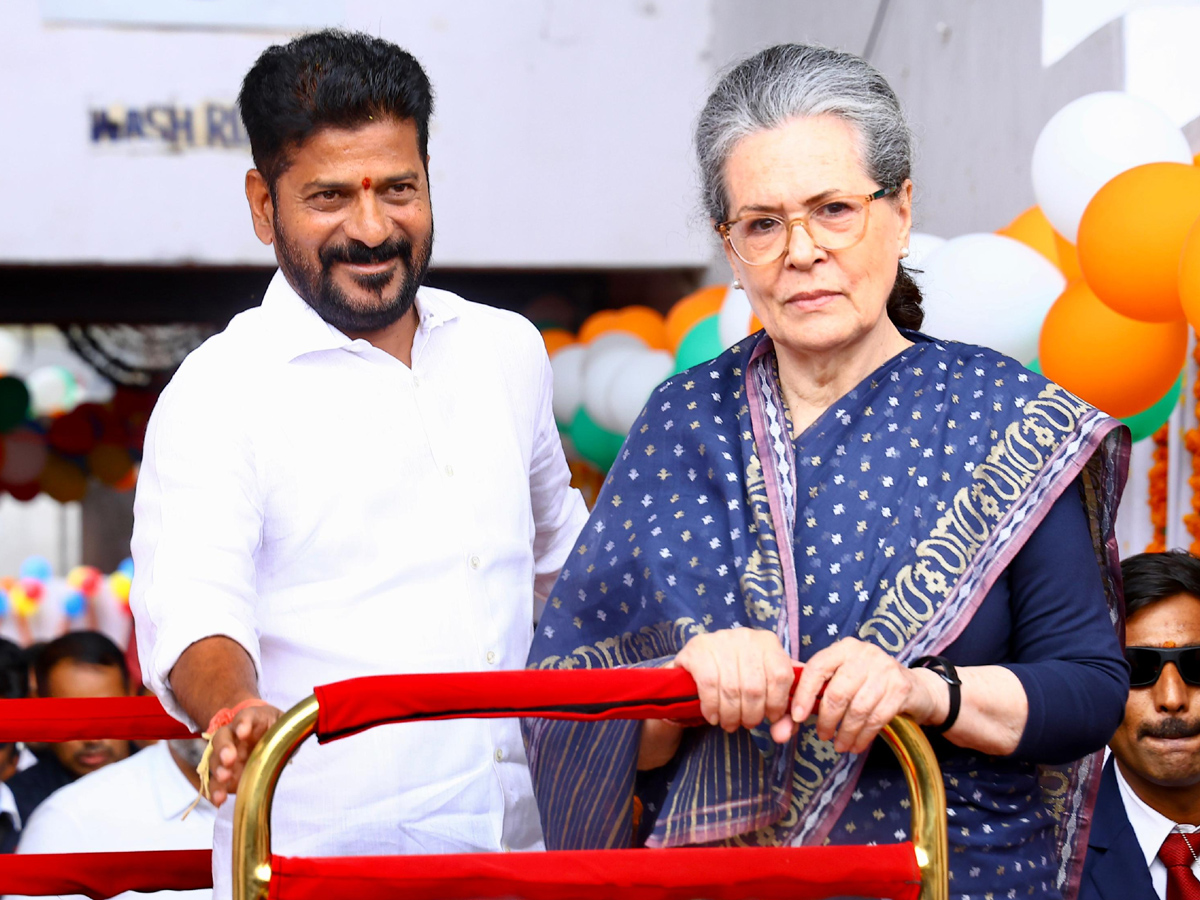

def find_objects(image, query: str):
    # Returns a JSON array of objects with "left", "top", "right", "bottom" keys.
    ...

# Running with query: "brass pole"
[
  {"left": 230, "top": 695, "right": 319, "bottom": 900},
  {"left": 880, "top": 716, "right": 949, "bottom": 900}
]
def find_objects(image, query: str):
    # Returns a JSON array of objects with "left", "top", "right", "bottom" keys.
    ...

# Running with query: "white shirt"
[
  {"left": 9, "top": 742, "right": 216, "bottom": 900},
  {"left": 1114, "top": 759, "right": 1200, "bottom": 899},
  {"left": 0, "top": 781, "right": 18, "bottom": 831},
  {"left": 131, "top": 272, "right": 588, "bottom": 898}
]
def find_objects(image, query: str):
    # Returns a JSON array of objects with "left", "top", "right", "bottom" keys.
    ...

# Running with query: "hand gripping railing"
[{"left": 233, "top": 667, "right": 949, "bottom": 900}]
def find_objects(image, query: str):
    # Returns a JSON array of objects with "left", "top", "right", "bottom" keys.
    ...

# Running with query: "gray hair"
[
  {"left": 696, "top": 44, "right": 913, "bottom": 224},
  {"left": 696, "top": 44, "right": 922, "bottom": 330}
]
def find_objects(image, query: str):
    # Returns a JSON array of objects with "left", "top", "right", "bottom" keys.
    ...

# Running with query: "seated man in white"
[{"left": 10, "top": 738, "right": 214, "bottom": 900}]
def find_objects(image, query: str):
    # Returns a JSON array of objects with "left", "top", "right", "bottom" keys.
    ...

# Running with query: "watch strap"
[{"left": 909, "top": 655, "right": 961, "bottom": 735}]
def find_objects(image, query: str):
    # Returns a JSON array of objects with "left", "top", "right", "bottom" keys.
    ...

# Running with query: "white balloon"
[
  {"left": 0, "top": 329, "right": 19, "bottom": 375},
  {"left": 27, "top": 366, "right": 78, "bottom": 417},
  {"left": 603, "top": 350, "right": 675, "bottom": 434},
  {"left": 718, "top": 283, "right": 753, "bottom": 347},
  {"left": 918, "top": 233, "right": 1066, "bottom": 364},
  {"left": 1032, "top": 92, "right": 1191, "bottom": 243},
  {"left": 905, "top": 232, "right": 946, "bottom": 268},
  {"left": 583, "top": 340, "right": 645, "bottom": 432},
  {"left": 550, "top": 344, "right": 588, "bottom": 425}
]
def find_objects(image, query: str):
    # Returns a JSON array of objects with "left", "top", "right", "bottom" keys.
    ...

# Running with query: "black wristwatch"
[{"left": 909, "top": 655, "right": 961, "bottom": 735}]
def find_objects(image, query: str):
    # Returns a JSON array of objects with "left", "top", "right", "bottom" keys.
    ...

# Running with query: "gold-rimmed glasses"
[{"left": 717, "top": 186, "right": 897, "bottom": 266}]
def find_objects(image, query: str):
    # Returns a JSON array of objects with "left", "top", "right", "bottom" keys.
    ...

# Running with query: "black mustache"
[
  {"left": 319, "top": 236, "right": 412, "bottom": 268},
  {"left": 1139, "top": 718, "right": 1200, "bottom": 740}
]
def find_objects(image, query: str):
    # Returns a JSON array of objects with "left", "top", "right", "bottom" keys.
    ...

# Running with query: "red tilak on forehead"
[{"left": 361, "top": 177, "right": 371, "bottom": 190}]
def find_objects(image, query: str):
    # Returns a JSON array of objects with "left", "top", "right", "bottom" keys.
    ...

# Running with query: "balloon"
[
  {"left": 0, "top": 377, "right": 30, "bottom": 432},
  {"left": 19, "top": 578, "right": 43, "bottom": 601},
  {"left": 47, "top": 408, "right": 98, "bottom": 456},
  {"left": 63, "top": 589, "right": 86, "bottom": 619},
  {"left": 577, "top": 310, "right": 622, "bottom": 344},
  {"left": 0, "top": 330, "right": 18, "bottom": 375},
  {"left": 118, "top": 557, "right": 135, "bottom": 578},
  {"left": 4, "top": 480, "right": 39, "bottom": 502},
  {"left": 603, "top": 350, "right": 674, "bottom": 434},
  {"left": 39, "top": 454, "right": 88, "bottom": 503},
  {"left": 109, "top": 572, "right": 132, "bottom": 605},
  {"left": 717, "top": 283, "right": 754, "bottom": 348},
  {"left": 0, "top": 588, "right": 7, "bottom": 617},
  {"left": 1077, "top": 163, "right": 1200, "bottom": 322},
  {"left": 1052, "top": 232, "right": 1083, "bottom": 283},
  {"left": 27, "top": 366, "right": 79, "bottom": 417},
  {"left": 88, "top": 443, "right": 134, "bottom": 486},
  {"left": 114, "top": 465, "right": 138, "bottom": 493},
  {"left": 665, "top": 285, "right": 726, "bottom": 351},
  {"left": 540, "top": 328, "right": 574, "bottom": 358},
  {"left": 1122, "top": 375, "right": 1181, "bottom": 443},
  {"left": 918, "top": 234, "right": 1066, "bottom": 363},
  {"left": 68, "top": 565, "right": 103, "bottom": 597},
  {"left": 613, "top": 306, "right": 669, "bottom": 351},
  {"left": 1039, "top": 281, "right": 1187, "bottom": 418},
  {"left": 10, "top": 585, "right": 37, "bottom": 617},
  {"left": 1, "top": 428, "right": 47, "bottom": 484},
  {"left": 550, "top": 344, "right": 588, "bottom": 425},
  {"left": 567, "top": 407, "right": 624, "bottom": 472},
  {"left": 675, "top": 314, "right": 726, "bottom": 373},
  {"left": 1032, "top": 92, "right": 1191, "bottom": 243},
  {"left": 997, "top": 207, "right": 1059, "bottom": 268},
  {"left": 906, "top": 232, "right": 947, "bottom": 268},
  {"left": 582, "top": 338, "right": 646, "bottom": 432},
  {"left": 1181, "top": 217, "right": 1200, "bottom": 331},
  {"left": 18, "top": 556, "right": 52, "bottom": 582}
]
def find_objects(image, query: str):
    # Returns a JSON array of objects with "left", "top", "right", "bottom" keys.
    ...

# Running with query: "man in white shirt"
[
  {"left": 1080, "top": 550, "right": 1200, "bottom": 900},
  {"left": 8, "top": 739, "right": 215, "bottom": 900},
  {"left": 131, "top": 28, "right": 587, "bottom": 900}
]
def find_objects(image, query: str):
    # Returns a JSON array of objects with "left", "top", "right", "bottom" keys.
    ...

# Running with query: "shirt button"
[
  {"left": 445, "top": 464, "right": 454, "bottom": 477},
  {"left": 495, "top": 748, "right": 504, "bottom": 762},
  {"left": 469, "top": 555, "right": 480, "bottom": 569},
  {"left": 412, "top": 375, "right": 421, "bottom": 387},
  {"left": 486, "top": 650, "right": 496, "bottom": 664}
]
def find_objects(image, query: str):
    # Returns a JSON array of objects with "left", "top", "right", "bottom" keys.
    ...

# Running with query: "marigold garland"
[
  {"left": 1147, "top": 423, "right": 1169, "bottom": 553},
  {"left": 1184, "top": 334, "right": 1200, "bottom": 555}
]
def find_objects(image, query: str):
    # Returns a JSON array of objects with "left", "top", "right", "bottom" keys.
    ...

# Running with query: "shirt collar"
[
  {"left": 262, "top": 269, "right": 459, "bottom": 364},
  {"left": 1114, "top": 757, "right": 1200, "bottom": 868},
  {"left": 150, "top": 742, "right": 215, "bottom": 821}
]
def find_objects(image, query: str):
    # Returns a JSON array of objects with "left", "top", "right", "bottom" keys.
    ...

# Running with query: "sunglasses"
[{"left": 1125, "top": 645, "right": 1200, "bottom": 688}]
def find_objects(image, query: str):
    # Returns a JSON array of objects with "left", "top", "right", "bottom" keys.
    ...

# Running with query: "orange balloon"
[
  {"left": 1039, "top": 281, "right": 1186, "bottom": 418},
  {"left": 38, "top": 455, "right": 88, "bottom": 504},
  {"left": 665, "top": 285, "right": 726, "bottom": 350},
  {"left": 1077, "top": 162, "right": 1200, "bottom": 322},
  {"left": 613, "top": 306, "right": 669, "bottom": 350},
  {"left": 998, "top": 207, "right": 1060, "bottom": 269},
  {"left": 1179, "top": 216, "right": 1200, "bottom": 331},
  {"left": 577, "top": 310, "right": 622, "bottom": 343},
  {"left": 113, "top": 465, "right": 139, "bottom": 493},
  {"left": 540, "top": 328, "right": 575, "bottom": 358},
  {"left": 1052, "top": 232, "right": 1083, "bottom": 283},
  {"left": 750, "top": 314, "right": 763, "bottom": 333}
]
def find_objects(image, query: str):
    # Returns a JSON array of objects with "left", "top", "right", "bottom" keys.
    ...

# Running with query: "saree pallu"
[{"left": 524, "top": 333, "right": 1127, "bottom": 900}]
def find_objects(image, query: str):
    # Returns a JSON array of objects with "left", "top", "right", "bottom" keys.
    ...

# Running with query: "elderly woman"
[{"left": 524, "top": 44, "right": 1130, "bottom": 900}]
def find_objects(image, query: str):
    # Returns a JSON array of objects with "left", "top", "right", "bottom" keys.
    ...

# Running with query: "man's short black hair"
[
  {"left": 238, "top": 28, "right": 435, "bottom": 188},
  {"left": 33, "top": 631, "right": 129, "bottom": 698},
  {"left": 0, "top": 637, "right": 27, "bottom": 700},
  {"left": 1121, "top": 550, "right": 1200, "bottom": 620}
]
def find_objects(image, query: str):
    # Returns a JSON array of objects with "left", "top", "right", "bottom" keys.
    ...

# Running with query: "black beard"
[{"left": 274, "top": 215, "right": 433, "bottom": 334}]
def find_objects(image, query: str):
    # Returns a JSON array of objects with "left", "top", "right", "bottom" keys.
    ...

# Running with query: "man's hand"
[{"left": 208, "top": 703, "right": 283, "bottom": 806}]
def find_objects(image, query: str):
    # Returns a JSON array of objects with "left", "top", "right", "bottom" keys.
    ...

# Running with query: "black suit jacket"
[{"left": 1079, "top": 756, "right": 1157, "bottom": 900}]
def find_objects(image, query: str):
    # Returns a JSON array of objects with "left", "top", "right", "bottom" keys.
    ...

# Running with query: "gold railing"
[{"left": 232, "top": 691, "right": 947, "bottom": 900}]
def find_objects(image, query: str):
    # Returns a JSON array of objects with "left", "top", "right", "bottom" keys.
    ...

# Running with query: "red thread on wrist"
[{"left": 205, "top": 698, "right": 271, "bottom": 736}]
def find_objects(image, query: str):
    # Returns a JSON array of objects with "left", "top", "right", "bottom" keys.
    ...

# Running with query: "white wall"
[{"left": 0, "top": 0, "right": 715, "bottom": 267}]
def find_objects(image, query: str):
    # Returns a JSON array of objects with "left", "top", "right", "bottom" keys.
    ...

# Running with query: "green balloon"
[
  {"left": 0, "top": 377, "right": 30, "bottom": 433},
  {"left": 1026, "top": 359, "right": 1178, "bottom": 443},
  {"left": 568, "top": 408, "right": 624, "bottom": 471},
  {"left": 1026, "top": 359, "right": 1042, "bottom": 375},
  {"left": 1122, "top": 374, "right": 1182, "bottom": 444},
  {"left": 674, "top": 314, "right": 725, "bottom": 374}
]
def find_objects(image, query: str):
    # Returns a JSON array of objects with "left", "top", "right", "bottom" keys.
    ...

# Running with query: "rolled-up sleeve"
[
  {"left": 130, "top": 358, "right": 264, "bottom": 729},
  {"left": 527, "top": 347, "right": 589, "bottom": 610}
]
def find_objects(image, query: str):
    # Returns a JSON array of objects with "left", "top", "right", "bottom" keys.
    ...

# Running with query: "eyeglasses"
[
  {"left": 717, "top": 186, "right": 897, "bottom": 266},
  {"left": 1125, "top": 645, "right": 1200, "bottom": 688}
]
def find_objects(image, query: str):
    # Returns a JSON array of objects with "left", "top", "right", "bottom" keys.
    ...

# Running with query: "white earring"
[
  {"left": 733, "top": 279, "right": 743, "bottom": 290},
  {"left": 899, "top": 247, "right": 909, "bottom": 259}
]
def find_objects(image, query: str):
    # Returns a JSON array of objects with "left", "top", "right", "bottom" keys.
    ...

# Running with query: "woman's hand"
[
  {"left": 672, "top": 628, "right": 800, "bottom": 744},
  {"left": 791, "top": 637, "right": 948, "bottom": 754}
]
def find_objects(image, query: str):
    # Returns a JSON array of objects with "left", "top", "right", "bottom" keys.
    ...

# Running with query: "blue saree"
[{"left": 524, "top": 332, "right": 1128, "bottom": 899}]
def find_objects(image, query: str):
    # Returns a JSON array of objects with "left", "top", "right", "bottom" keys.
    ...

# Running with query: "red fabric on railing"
[
  {"left": 314, "top": 667, "right": 802, "bottom": 742},
  {"left": 0, "top": 696, "right": 196, "bottom": 742},
  {"left": 0, "top": 850, "right": 212, "bottom": 899},
  {"left": 268, "top": 845, "right": 921, "bottom": 900}
]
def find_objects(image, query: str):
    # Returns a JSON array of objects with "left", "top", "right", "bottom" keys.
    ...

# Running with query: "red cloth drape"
[
  {"left": 0, "top": 851, "right": 212, "bottom": 899},
  {"left": 314, "top": 667, "right": 802, "bottom": 742},
  {"left": 0, "top": 696, "right": 195, "bottom": 742},
  {"left": 268, "top": 845, "right": 921, "bottom": 900}
]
